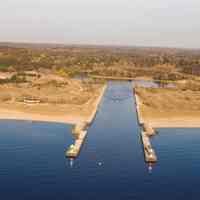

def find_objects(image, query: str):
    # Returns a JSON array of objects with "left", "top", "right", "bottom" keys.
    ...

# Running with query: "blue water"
[{"left": 0, "top": 81, "right": 200, "bottom": 199}]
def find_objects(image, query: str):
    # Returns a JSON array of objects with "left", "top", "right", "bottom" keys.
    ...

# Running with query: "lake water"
[{"left": 0, "top": 81, "right": 199, "bottom": 199}]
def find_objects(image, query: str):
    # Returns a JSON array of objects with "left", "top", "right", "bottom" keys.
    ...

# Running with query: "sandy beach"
[
  {"left": 142, "top": 116, "right": 200, "bottom": 128},
  {"left": 0, "top": 84, "right": 106, "bottom": 125},
  {"left": 135, "top": 87, "right": 200, "bottom": 128}
]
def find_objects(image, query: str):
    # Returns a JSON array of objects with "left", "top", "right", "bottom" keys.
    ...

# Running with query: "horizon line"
[{"left": 0, "top": 40, "right": 200, "bottom": 51}]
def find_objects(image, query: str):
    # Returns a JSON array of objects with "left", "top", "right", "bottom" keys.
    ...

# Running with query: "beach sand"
[
  {"left": 0, "top": 84, "right": 106, "bottom": 125},
  {"left": 135, "top": 87, "right": 200, "bottom": 128}
]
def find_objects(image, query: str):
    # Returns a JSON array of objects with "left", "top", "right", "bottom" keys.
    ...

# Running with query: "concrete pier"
[
  {"left": 141, "top": 131, "right": 157, "bottom": 163},
  {"left": 86, "top": 84, "right": 107, "bottom": 125},
  {"left": 134, "top": 88, "right": 157, "bottom": 163},
  {"left": 66, "top": 84, "right": 107, "bottom": 158},
  {"left": 72, "top": 123, "right": 88, "bottom": 139},
  {"left": 66, "top": 130, "right": 87, "bottom": 158},
  {"left": 143, "top": 123, "right": 156, "bottom": 137},
  {"left": 134, "top": 90, "right": 144, "bottom": 125}
]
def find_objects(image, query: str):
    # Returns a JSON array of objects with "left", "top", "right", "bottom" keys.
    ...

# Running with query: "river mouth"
[{"left": 0, "top": 81, "right": 199, "bottom": 199}]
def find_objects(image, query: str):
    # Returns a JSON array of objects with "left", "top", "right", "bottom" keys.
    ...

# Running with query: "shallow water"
[
  {"left": 0, "top": 81, "right": 199, "bottom": 199},
  {"left": 133, "top": 79, "right": 176, "bottom": 88}
]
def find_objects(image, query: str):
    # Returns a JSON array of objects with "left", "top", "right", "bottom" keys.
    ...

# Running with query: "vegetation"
[
  {"left": 0, "top": 63, "right": 10, "bottom": 69},
  {"left": 0, "top": 73, "right": 27, "bottom": 84},
  {"left": 0, "top": 43, "right": 200, "bottom": 81}
]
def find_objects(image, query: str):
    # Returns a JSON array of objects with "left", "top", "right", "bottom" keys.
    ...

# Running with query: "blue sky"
[{"left": 1, "top": 0, "right": 200, "bottom": 48}]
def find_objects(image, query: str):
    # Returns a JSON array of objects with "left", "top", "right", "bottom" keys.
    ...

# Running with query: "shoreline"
[
  {"left": 144, "top": 118, "right": 200, "bottom": 128},
  {"left": 89, "top": 75, "right": 145, "bottom": 81},
  {"left": 134, "top": 89, "right": 200, "bottom": 128},
  {"left": 89, "top": 74, "right": 183, "bottom": 83},
  {"left": 86, "top": 84, "right": 107, "bottom": 124},
  {"left": 0, "top": 84, "right": 107, "bottom": 125}
]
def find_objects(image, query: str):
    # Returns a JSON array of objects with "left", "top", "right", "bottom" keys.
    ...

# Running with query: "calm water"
[{"left": 0, "top": 81, "right": 199, "bottom": 199}]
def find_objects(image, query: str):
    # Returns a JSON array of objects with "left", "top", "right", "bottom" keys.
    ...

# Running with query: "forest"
[{"left": 0, "top": 43, "right": 200, "bottom": 81}]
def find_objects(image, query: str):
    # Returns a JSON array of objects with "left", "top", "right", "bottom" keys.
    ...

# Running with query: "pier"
[
  {"left": 71, "top": 123, "right": 88, "bottom": 139},
  {"left": 134, "top": 88, "right": 157, "bottom": 163},
  {"left": 143, "top": 123, "right": 156, "bottom": 137},
  {"left": 141, "top": 131, "right": 157, "bottom": 162},
  {"left": 134, "top": 90, "right": 144, "bottom": 125},
  {"left": 66, "top": 85, "right": 107, "bottom": 158},
  {"left": 66, "top": 124, "right": 88, "bottom": 157}
]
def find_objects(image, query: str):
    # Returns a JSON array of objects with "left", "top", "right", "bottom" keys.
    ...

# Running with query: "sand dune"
[{"left": 135, "top": 87, "right": 200, "bottom": 128}]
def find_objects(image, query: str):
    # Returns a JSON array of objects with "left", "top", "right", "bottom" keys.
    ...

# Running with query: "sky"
[{"left": 1, "top": 0, "right": 200, "bottom": 48}]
